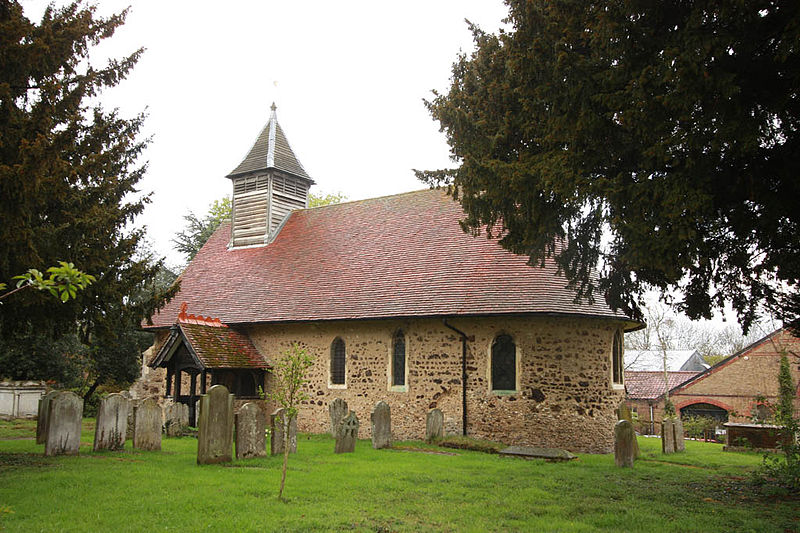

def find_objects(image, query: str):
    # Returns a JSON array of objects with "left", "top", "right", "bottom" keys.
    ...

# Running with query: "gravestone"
[
  {"left": 236, "top": 402, "right": 267, "bottom": 459},
  {"left": 133, "top": 399, "right": 162, "bottom": 451},
  {"left": 93, "top": 393, "right": 129, "bottom": 451},
  {"left": 673, "top": 417, "right": 685, "bottom": 452},
  {"left": 617, "top": 401, "right": 640, "bottom": 459},
  {"left": 125, "top": 398, "right": 138, "bottom": 441},
  {"left": 165, "top": 402, "right": 188, "bottom": 437},
  {"left": 329, "top": 398, "right": 348, "bottom": 437},
  {"left": 370, "top": 401, "right": 392, "bottom": 449},
  {"left": 44, "top": 391, "right": 83, "bottom": 456},
  {"left": 662, "top": 418, "right": 676, "bottom": 454},
  {"left": 270, "top": 408, "right": 298, "bottom": 456},
  {"left": 36, "top": 390, "right": 59, "bottom": 445},
  {"left": 426, "top": 408, "right": 444, "bottom": 443},
  {"left": 614, "top": 419, "right": 636, "bottom": 467},
  {"left": 197, "top": 385, "right": 234, "bottom": 464},
  {"left": 335, "top": 410, "right": 359, "bottom": 453}
]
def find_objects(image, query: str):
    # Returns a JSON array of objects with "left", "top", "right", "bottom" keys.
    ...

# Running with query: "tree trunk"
[
  {"left": 84, "top": 377, "right": 101, "bottom": 402},
  {"left": 279, "top": 415, "right": 289, "bottom": 501}
]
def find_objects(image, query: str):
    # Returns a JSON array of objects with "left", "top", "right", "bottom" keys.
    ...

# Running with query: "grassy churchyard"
[{"left": 0, "top": 419, "right": 797, "bottom": 532}]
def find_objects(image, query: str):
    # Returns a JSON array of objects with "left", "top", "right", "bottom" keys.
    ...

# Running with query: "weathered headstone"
[
  {"left": 674, "top": 417, "right": 685, "bottom": 452},
  {"left": 370, "top": 401, "right": 392, "bottom": 449},
  {"left": 93, "top": 393, "right": 129, "bottom": 451},
  {"left": 617, "top": 401, "right": 640, "bottom": 459},
  {"left": 426, "top": 408, "right": 444, "bottom": 443},
  {"left": 270, "top": 408, "right": 298, "bottom": 456},
  {"left": 197, "top": 385, "right": 234, "bottom": 464},
  {"left": 165, "top": 402, "right": 188, "bottom": 437},
  {"left": 614, "top": 419, "right": 636, "bottom": 467},
  {"left": 662, "top": 418, "right": 676, "bottom": 454},
  {"left": 122, "top": 392, "right": 135, "bottom": 440},
  {"left": 329, "top": 398, "right": 348, "bottom": 437},
  {"left": 133, "top": 399, "right": 162, "bottom": 451},
  {"left": 44, "top": 391, "right": 83, "bottom": 456},
  {"left": 236, "top": 402, "right": 267, "bottom": 459},
  {"left": 335, "top": 410, "right": 359, "bottom": 453},
  {"left": 36, "top": 390, "right": 59, "bottom": 445}
]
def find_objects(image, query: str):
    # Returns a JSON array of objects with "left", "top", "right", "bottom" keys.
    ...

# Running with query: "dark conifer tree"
[{"left": 419, "top": 1, "right": 800, "bottom": 332}]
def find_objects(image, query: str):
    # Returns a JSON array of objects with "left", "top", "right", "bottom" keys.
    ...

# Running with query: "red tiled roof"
[
  {"left": 625, "top": 371, "right": 699, "bottom": 400},
  {"left": 178, "top": 322, "right": 267, "bottom": 369},
  {"left": 148, "top": 189, "right": 634, "bottom": 329}
]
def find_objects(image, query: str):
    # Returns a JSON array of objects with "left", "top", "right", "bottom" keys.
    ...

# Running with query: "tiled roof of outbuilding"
[
  {"left": 625, "top": 371, "right": 698, "bottom": 400},
  {"left": 147, "top": 188, "right": 637, "bottom": 329},
  {"left": 226, "top": 104, "right": 312, "bottom": 180},
  {"left": 179, "top": 322, "right": 267, "bottom": 369}
]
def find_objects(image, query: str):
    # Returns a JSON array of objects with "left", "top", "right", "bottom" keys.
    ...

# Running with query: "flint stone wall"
[{"left": 244, "top": 315, "right": 625, "bottom": 453}]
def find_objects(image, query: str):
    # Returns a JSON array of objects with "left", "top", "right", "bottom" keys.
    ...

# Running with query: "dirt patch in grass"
[
  {"left": 0, "top": 453, "right": 53, "bottom": 472},
  {"left": 688, "top": 475, "right": 800, "bottom": 505}
]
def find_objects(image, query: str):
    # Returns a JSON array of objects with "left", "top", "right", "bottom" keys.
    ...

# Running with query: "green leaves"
[{"left": 6, "top": 262, "right": 95, "bottom": 303}]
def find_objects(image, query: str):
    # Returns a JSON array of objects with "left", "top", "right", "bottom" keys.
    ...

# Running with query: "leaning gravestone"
[
  {"left": 36, "top": 390, "right": 59, "bottom": 445},
  {"left": 371, "top": 401, "right": 392, "bottom": 449},
  {"left": 197, "top": 385, "right": 234, "bottom": 464},
  {"left": 165, "top": 402, "right": 187, "bottom": 437},
  {"left": 329, "top": 398, "right": 348, "bottom": 437},
  {"left": 616, "top": 401, "right": 640, "bottom": 459},
  {"left": 93, "top": 393, "right": 129, "bottom": 451},
  {"left": 662, "top": 418, "right": 676, "bottom": 454},
  {"left": 674, "top": 417, "right": 685, "bottom": 452},
  {"left": 270, "top": 408, "right": 298, "bottom": 456},
  {"left": 426, "top": 408, "right": 444, "bottom": 443},
  {"left": 335, "top": 410, "right": 359, "bottom": 453},
  {"left": 236, "top": 402, "right": 267, "bottom": 459},
  {"left": 614, "top": 419, "right": 636, "bottom": 467},
  {"left": 44, "top": 391, "right": 83, "bottom": 456},
  {"left": 133, "top": 399, "right": 162, "bottom": 451}
]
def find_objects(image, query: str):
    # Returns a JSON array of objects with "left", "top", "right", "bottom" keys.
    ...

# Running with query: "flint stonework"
[
  {"left": 271, "top": 408, "right": 298, "bottom": 456},
  {"left": 133, "top": 399, "right": 162, "bottom": 451},
  {"left": 329, "top": 398, "right": 348, "bottom": 437},
  {"left": 36, "top": 390, "right": 59, "bottom": 445},
  {"left": 370, "top": 401, "right": 392, "bottom": 449},
  {"left": 335, "top": 410, "right": 359, "bottom": 453},
  {"left": 197, "top": 385, "right": 234, "bottom": 464},
  {"left": 674, "top": 417, "right": 685, "bottom": 452},
  {"left": 236, "top": 402, "right": 267, "bottom": 459},
  {"left": 614, "top": 420, "right": 636, "bottom": 467},
  {"left": 426, "top": 408, "right": 444, "bottom": 443},
  {"left": 44, "top": 391, "right": 83, "bottom": 456},
  {"left": 662, "top": 418, "right": 676, "bottom": 454},
  {"left": 93, "top": 393, "right": 129, "bottom": 451}
]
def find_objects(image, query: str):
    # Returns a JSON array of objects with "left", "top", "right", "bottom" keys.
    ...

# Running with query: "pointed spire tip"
[{"left": 270, "top": 102, "right": 277, "bottom": 112}]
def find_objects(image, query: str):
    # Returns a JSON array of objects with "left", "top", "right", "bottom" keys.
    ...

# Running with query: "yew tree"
[
  {"left": 0, "top": 2, "right": 175, "bottom": 384},
  {"left": 418, "top": 0, "right": 800, "bottom": 331}
]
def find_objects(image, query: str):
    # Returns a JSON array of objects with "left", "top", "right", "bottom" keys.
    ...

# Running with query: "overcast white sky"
[{"left": 26, "top": 0, "right": 509, "bottom": 268}]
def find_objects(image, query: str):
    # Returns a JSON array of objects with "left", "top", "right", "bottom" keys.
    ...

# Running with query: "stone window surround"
[
  {"left": 387, "top": 329, "right": 409, "bottom": 392},
  {"left": 328, "top": 337, "right": 347, "bottom": 389},
  {"left": 487, "top": 333, "right": 520, "bottom": 395},
  {"left": 611, "top": 328, "right": 625, "bottom": 390}
]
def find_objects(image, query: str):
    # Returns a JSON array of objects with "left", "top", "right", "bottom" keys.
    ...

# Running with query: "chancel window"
[
  {"left": 331, "top": 337, "right": 346, "bottom": 385},
  {"left": 612, "top": 329, "right": 624, "bottom": 385},
  {"left": 491, "top": 334, "right": 516, "bottom": 391},
  {"left": 392, "top": 330, "right": 406, "bottom": 387}
]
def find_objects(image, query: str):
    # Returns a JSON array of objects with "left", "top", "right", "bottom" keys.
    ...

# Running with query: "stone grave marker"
[
  {"left": 335, "top": 410, "right": 359, "bottom": 453},
  {"left": 617, "top": 401, "right": 640, "bottom": 458},
  {"left": 614, "top": 419, "right": 636, "bottom": 467},
  {"left": 370, "top": 401, "right": 392, "bottom": 449},
  {"left": 93, "top": 393, "right": 129, "bottom": 451},
  {"left": 236, "top": 402, "right": 267, "bottom": 459},
  {"left": 270, "top": 408, "right": 298, "bottom": 456},
  {"left": 662, "top": 418, "right": 676, "bottom": 454},
  {"left": 197, "top": 385, "right": 234, "bottom": 464},
  {"left": 133, "top": 399, "right": 162, "bottom": 451},
  {"left": 44, "top": 391, "right": 83, "bottom": 456},
  {"left": 674, "top": 417, "right": 685, "bottom": 452},
  {"left": 36, "top": 390, "right": 59, "bottom": 445},
  {"left": 426, "top": 408, "right": 444, "bottom": 443},
  {"left": 165, "top": 402, "right": 188, "bottom": 437},
  {"left": 329, "top": 398, "right": 348, "bottom": 437}
]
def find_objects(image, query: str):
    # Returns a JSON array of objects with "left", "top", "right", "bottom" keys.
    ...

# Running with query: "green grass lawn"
[{"left": 0, "top": 419, "right": 796, "bottom": 532}]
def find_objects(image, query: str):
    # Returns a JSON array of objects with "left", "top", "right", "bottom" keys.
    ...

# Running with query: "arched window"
[
  {"left": 491, "top": 334, "right": 516, "bottom": 391},
  {"left": 392, "top": 330, "right": 406, "bottom": 387},
  {"left": 330, "top": 337, "right": 346, "bottom": 385},
  {"left": 612, "top": 329, "right": 624, "bottom": 385}
]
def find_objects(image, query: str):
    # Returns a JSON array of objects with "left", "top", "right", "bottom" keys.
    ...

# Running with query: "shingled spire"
[{"left": 226, "top": 104, "right": 315, "bottom": 248}]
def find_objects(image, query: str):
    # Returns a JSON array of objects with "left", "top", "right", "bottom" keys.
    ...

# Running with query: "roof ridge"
[
  {"left": 177, "top": 302, "right": 227, "bottom": 327},
  {"left": 305, "top": 187, "right": 444, "bottom": 211}
]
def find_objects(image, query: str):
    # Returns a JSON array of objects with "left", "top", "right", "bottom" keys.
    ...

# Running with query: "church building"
[{"left": 139, "top": 105, "right": 640, "bottom": 453}]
